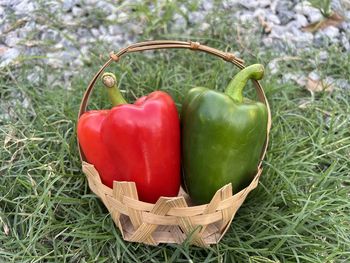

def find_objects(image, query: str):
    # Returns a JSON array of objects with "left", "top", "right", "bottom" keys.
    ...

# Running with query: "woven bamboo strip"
[
  {"left": 220, "top": 184, "right": 234, "bottom": 231},
  {"left": 129, "top": 197, "right": 175, "bottom": 243},
  {"left": 118, "top": 182, "right": 156, "bottom": 245},
  {"left": 168, "top": 197, "right": 206, "bottom": 247},
  {"left": 198, "top": 188, "right": 224, "bottom": 237},
  {"left": 82, "top": 162, "right": 261, "bottom": 222},
  {"left": 110, "top": 182, "right": 126, "bottom": 236},
  {"left": 105, "top": 195, "right": 128, "bottom": 214},
  {"left": 99, "top": 169, "right": 262, "bottom": 217}
]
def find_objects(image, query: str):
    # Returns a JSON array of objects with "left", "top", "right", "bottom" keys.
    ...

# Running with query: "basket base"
[
  {"left": 120, "top": 214, "right": 222, "bottom": 244},
  {"left": 82, "top": 161, "right": 262, "bottom": 247}
]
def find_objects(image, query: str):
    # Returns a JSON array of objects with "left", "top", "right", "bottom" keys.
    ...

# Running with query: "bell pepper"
[
  {"left": 78, "top": 73, "right": 180, "bottom": 203},
  {"left": 181, "top": 64, "right": 268, "bottom": 204}
]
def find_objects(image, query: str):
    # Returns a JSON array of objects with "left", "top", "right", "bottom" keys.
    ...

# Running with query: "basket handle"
[{"left": 77, "top": 40, "right": 271, "bottom": 164}]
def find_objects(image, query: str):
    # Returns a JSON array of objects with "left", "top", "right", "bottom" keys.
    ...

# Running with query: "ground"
[{"left": 1, "top": 0, "right": 350, "bottom": 262}]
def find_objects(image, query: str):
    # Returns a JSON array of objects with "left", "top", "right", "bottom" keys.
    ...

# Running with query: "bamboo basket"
[{"left": 77, "top": 40, "right": 271, "bottom": 247}]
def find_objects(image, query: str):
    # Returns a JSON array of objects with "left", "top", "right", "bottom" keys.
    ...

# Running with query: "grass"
[{"left": 1, "top": 1, "right": 350, "bottom": 262}]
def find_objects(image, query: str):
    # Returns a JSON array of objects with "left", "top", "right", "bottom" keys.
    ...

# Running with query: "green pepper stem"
[
  {"left": 102, "top": 72, "right": 127, "bottom": 106},
  {"left": 225, "top": 64, "right": 264, "bottom": 103}
]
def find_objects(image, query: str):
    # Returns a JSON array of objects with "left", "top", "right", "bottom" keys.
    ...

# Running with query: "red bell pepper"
[{"left": 77, "top": 73, "right": 180, "bottom": 203}]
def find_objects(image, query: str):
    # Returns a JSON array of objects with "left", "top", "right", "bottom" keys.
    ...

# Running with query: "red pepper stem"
[
  {"left": 102, "top": 72, "right": 127, "bottom": 106},
  {"left": 225, "top": 64, "right": 264, "bottom": 103}
]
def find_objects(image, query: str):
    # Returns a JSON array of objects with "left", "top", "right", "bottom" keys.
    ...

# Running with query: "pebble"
[
  {"left": 117, "top": 12, "right": 128, "bottom": 23},
  {"left": 79, "top": 37, "right": 91, "bottom": 45},
  {"left": 0, "top": 48, "right": 20, "bottom": 67},
  {"left": 293, "top": 14, "right": 308, "bottom": 27},
  {"left": 4, "top": 31, "right": 20, "bottom": 47},
  {"left": 108, "top": 25, "right": 121, "bottom": 35},
  {"left": 282, "top": 73, "right": 297, "bottom": 83},
  {"left": 239, "top": 12, "right": 255, "bottom": 23},
  {"left": 0, "top": 0, "right": 349, "bottom": 95},
  {"left": 72, "top": 6, "right": 84, "bottom": 17},
  {"left": 99, "top": 25, "right": 108, "bottom": 36},
  {"left": 319, "top": 50, "right": 329, "bottom": 61},
  {"left": 239, "top": 0, "right": 270, "bottom": 9},
  {"left": 253, "top": 9, "right": 266, "bottom": 17},
  {"left": 172, "top": 13, "right": 187, "bottom": 31},
  {"left": 308, "top": 71, "right": 320, "bottom": 81},
  {"left": 61, "top": 13, "right": 74, "bottom": 25},
  {"left": 340, "top": 19, "right": 350, "bottom": 32},
  {"left": 306, "top": 9, "right": 322, "bottom": 23},
  {"left": 345, "top": 11, "right": 350, "bottom": 20},
  {"left": 62, "top": 0, "right": 76, "bottom": 11},
  {"left": 188, "top": 11, "right": 205, "bottom": 24},
  {"left": 262, "top": 37, "right": 274, "bottom": 47},
  {"left": 91, "top": 28, "right": 100, "bottom": 38},
  {"left": 239, "top": 0, "right": 259, "bottom": 9},
  {"left": 84, "top": 0, "right": 99, "bottom": 4},
  {"left": 130, "top": 24, "right": 142, "bottom": 35},
  {"left": 202, "top": 1, "right": 213, "bottom": 11},
  {"left": 295, "top": 32, "right": 314, "bottom": 48},
  {"left": 331, "top": 0, "right": 343, "bottom": 12},
  {"left": 13, "top": 0, "right": 36, "bottom": 15},
  {"left": 296, "top": 3, "right": 323, "bottom": 23},
  {"left": 72, "top": 57, "right": 84, "bottom": 67},
  {"left": 46, "top": 52, "right": 67, "bottom": 68},
  {"left": 254, "top": 9, "right": 281, "bottom": 25},
  {"left": 276, "top": 2, "right": 294, "bottom": 25},
  {"left": 96, "top": 1, "right": 116, "bottom": 14},
  {"left": 26, "top": 66, "right": 44, "bottom": 84},
  {"left": 200, "top": 22, "right": 210, "bottom": 31},
  {"left": 101, "top": 35, "right": 124, "bottom": 45},
  {"left": 267, "top": 60, "right": 279, "bottom": 75},
  {"left": 266, "top": 14, "right": 280, "bottom": 25},
  {"left": 41, "top": 29, "right": 60, "bottom": 42},
  {"left": 106, "top": 13, "right": 117, "bottom": 22},
  {"left": 16, "top": 93, "right": 32, "bottom": 110},
  {"left": 340, "top": 33, "right": 350, "bottom": 51},
  {"left": 77, "top": 28, "right": 91, "bottom": 39},
  {"left": 258, "top": 0, "right": 271, "bottom": 8},
  {"left": 314, "top": 33, "right": 327, "bottom": 47},
  {"left": 22, "top": 21, "right": 36, "bottom": 34},
  {"left": 321, "top": 26, "right": 340, "bottom": 39},
  {"left": 294, "top": 2, "right": 317, "bottom": 15},
  {"left": 334, "top": 79, "right": 350, "bottom": 90},
  {"left": 222, "top": 0, "right": 235, "bottom": 9}
]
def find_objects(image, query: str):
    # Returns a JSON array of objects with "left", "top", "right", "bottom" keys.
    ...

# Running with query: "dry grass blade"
[{"left": 302, "top": 12, "right": 344, "bottom": 32}]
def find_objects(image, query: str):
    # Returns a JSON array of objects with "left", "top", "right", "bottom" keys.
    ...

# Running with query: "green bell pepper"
[{"left": 181, "top": 64, "right": 268, "bottom": 204}]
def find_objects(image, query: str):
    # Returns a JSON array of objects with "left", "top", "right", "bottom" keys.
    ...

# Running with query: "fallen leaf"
[
  {"left": 4, "top": 224, "right": 9, "bottom": 236},
  {"left": 302, "top": 12, "right": 344, "bottom": 32},
  {"left": 4, "top": 129, "right": 15, "bottom": 148},
  {"left": 306, "top": 77, "right": 334, "bottom": 93},
  {"left": 258, "top": 15, "right": 272, "bottom": 33},
  {"left": 0, "top": 216, "right": 10, "bottom": 236},
  {"left": 0, "top": 46, "right": 9, "bottom": 56}
]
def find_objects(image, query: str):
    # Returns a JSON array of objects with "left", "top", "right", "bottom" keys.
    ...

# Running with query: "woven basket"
[{"left": 77, "top": 40, "right": 271, "bottom": 247}]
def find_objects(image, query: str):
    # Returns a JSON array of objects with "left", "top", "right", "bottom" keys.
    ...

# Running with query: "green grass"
[
  {"left": 1, "top": 1, "right": 350, "bottom": 262},
  {"left": 1, "top": 46, "right": 350, "bottom": 262}
]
